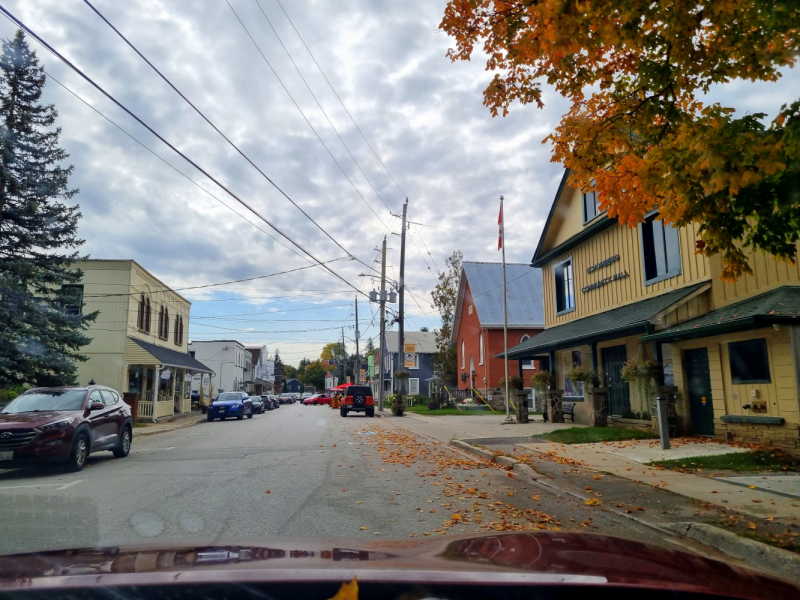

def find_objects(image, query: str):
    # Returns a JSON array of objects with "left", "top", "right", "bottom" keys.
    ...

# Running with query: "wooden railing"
[{"left": 138, "top": 400, "right": 154, "bottom": 418}]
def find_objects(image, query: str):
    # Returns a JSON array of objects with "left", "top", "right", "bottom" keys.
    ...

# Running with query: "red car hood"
[
  {"left": 0, "top": 532, "right": 795, "bottom": 598},
  {"left": 0, "top": 410, "right": 80, "bottom": 427}
]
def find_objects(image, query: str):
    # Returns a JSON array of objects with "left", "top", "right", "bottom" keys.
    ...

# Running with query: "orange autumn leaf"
[{"left": 330, "top": 577, "right": 358, "bottom": 600}]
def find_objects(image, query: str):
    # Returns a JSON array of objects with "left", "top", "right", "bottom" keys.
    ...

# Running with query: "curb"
[
  {"left": 449, "top": 439, "right": 496, "bottom": 462},
  {"left": 663, "top": 522, "right": 800, "bottom": 581},
  {"left": 133, "top": 416, "right": 204, "bottom": 438}
]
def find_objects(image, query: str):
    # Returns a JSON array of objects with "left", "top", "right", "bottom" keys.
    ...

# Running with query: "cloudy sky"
[{"left": 4, "top": 1, "right": 798, "bottom": 365}]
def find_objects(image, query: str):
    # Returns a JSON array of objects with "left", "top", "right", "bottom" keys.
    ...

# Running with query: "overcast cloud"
[{"left": 3, "top": 0, "right": 798, "bottom": 364}]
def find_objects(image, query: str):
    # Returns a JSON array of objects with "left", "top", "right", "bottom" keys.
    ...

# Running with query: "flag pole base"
[{"left": 502, "top": 416, "right": 516, "bottom": 424}]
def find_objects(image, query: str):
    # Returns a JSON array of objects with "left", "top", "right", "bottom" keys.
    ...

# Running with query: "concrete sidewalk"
[
  {"left": 385, "top": 412, "right": 800, "bottom": 519},
  {"left": 516, "top": 439, "right": 800, "bottom": 519},
  {"left": 132, "top": 413, "right": 205, "bottom": 438}
]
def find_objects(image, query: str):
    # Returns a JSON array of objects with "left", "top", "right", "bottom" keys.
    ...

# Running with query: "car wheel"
[
  {"left": 238, "top": 411, "right": 245, "bottom": 420},
  {"left": 247, "top": 412, "right": 253, "bottom": 419},
  {"left": 207, "top": 413, "right": 214, "bottom": 422},
  {"left": 220, "top": 416, "right": 226, "bottom": 420},
  {"left": 367, "top": 407, "right": 374, "bottom": 418},
  {"left": 113, "top": 427, "right": 132, "bottom": 458},
  {"left": 66, "top": 433, "right": 89, "bottom": 472}
]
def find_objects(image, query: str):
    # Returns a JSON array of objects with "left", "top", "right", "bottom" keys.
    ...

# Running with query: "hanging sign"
[{"left": 404, "top": 343, "right": 417, "bottom": 368}]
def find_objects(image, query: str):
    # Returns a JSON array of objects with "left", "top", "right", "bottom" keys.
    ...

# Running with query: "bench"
[{"left": 562, "top": 402, "right": 575, "bottom": 422}]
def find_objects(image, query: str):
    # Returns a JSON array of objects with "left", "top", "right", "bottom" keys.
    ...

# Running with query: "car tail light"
[{"left": 345, "top": 396, "right": 352, "bottom": 403}]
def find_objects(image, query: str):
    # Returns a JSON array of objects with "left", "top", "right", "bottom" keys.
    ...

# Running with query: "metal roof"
[
  {"left": 502, "top": 282, "right": 707, "bottom": 358},
  {"left": 384, "top": 331, "right": 438, "bottom": 354},
  {"left": 460, "top": 262, "right": 545, "bottom": 329},
  {"left": 130, "top": 337, "right": 215, "bottom": 373}
]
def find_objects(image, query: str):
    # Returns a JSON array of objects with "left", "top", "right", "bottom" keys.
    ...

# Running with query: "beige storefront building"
[
  {"left": 506, "top": 171, "right": 800, "bottom": 453},
  {"left": 70, "top": 260, "right": 213, "bottom": 420}
]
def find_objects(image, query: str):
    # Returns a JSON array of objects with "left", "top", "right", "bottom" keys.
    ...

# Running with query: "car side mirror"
[{"left": 90, "top": 401, "right": 105, "bottom": 411}]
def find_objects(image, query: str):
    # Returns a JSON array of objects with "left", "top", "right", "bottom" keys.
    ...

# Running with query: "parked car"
[
  {"left": 260, "top": 395, "right": 273, "bottom": 411},
  {"left": 303, "top": 393, "right": 331, "bottom": 405},
  {"left": 0, "top": 385, "right": 133, "bottom": 472},
  {"left": 207, "top": 392, "right": 253, "bottom": 421},
  {"left": 270, "top": 395, "right": 280, "bottom": 409},
  {"left": 339, "top": 385, "right": 375, "bottom": 418},
  {"left": 301, "top": 392, "right": 314, "bottom": 400},
  {"left": 292, "top": 393, "right": 301, "bottom": 402},
  {"left": 190, "top": 390, "right": 200, "bottom": 404},
  {"left": 279, "top": 393, "right": 294, "bottom": 404},
  {"left": 251, "top": 396, "right": 264, "bottom": 414}
]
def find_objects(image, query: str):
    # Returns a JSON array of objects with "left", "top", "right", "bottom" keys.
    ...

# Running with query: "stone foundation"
[
  {"left": 609, "top": 417, "right": 652, "bottom": 431},
  {"left": 716, "top": 422, "right": 800, "bottom": 456}
]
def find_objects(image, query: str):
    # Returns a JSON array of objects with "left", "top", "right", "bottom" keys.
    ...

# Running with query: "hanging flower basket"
[
  {"left": 499, "top": 376, "right": 524, "bottom": 390},
  {"left": 566, "top": 366, "right": 600, "bottom": 387},
  {"left": 530, "top": 371, "right": 555, "bottom": 391}
]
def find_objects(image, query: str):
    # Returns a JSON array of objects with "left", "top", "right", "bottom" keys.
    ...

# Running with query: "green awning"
[
  {"left": 640, "top": 285, "right": 800, "bottom": 343},
  {"left": 501, "top": 282, "right": 709, "bottom": 359}
]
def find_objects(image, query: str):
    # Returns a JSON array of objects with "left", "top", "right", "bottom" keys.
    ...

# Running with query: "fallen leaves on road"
[
  {"left": 359, "top": 526, "right": 368, "bottom": 530},
  {"left": 265, "top": 490, "right": 271, "bottom": 494},
  {"left": 584, "top": 498, "right": 601, "bottom": 507}
]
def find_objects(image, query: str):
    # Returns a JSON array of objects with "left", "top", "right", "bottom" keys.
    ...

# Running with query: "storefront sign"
[
  {"left": 586, "top": 254, "right": 620, "bottom": 274},
  {"left": 582, "top": 270, "right": 629, "bottom": 293}
]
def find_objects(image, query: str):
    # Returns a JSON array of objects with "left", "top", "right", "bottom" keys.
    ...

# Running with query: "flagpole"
[{"left": 500, "top": 195, "right": 513, "bottom": 423}]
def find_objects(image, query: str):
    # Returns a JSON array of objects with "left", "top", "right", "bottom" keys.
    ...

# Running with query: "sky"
[{"left": 3, "top": 0, "right": 798, "bottom": 366}]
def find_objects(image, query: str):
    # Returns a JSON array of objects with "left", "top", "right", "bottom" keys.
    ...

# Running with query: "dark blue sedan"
[{"left": 207, "top": 392, "right": 253, "bottom": 422}]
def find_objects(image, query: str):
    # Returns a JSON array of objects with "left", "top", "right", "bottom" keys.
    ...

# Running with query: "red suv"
[
  {"left": 339, "top": 385, "right": 374, "bottom": 418},
  {"left": 0, "top": 385, "right": 133, "bottom": 472}
]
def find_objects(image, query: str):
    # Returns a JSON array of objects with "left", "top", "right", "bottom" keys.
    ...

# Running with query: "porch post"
[
  {"left": 169, "top": 368, "right": 176, "bottom": 415},
  {"left": 151, "top": 365, "right": 160, "bottom": 423}
]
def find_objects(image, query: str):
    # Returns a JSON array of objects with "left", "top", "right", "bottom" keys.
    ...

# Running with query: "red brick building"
[{"left": 452, "top": 262, "right": 544, "bottom": 395}]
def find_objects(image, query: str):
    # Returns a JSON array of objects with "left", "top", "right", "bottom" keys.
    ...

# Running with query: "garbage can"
[{"left": 517, "top": 399, "right": 529, "bottom": 423}]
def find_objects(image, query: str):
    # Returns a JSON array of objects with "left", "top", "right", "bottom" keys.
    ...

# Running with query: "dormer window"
[{"left": 582, "top": 184, "right": 600, "bottom": 223}]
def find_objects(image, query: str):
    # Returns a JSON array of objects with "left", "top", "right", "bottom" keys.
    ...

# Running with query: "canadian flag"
[{"left": 498, "top": 197, "right": 504, "bottom": 251}]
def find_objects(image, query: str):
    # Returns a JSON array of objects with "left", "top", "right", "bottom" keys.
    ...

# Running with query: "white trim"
[
  {"left": 478, "top": 332, "right": 484, "bottom": 365},
  {"left": 409, "top": 378, "right": 420, "bottom": 395}
]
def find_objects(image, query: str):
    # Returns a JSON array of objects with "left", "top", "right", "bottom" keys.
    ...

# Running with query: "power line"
[
  {"left": 408, "top": 220, "right": 527, "bottom": 243},
  {"left": 81, "top": 0, "right": 365, "bottom": 265},
  {"left": 412, "top": 223, "right": 441, "bottom": 275},
  {"left": 252, "top": 0, "right": 395, "bottom": 214},
  {"left": 0, "top": 5, "right": 367, "bottom": 298},
  {"left": 274, "top": 0, "right": 406, "bottom": 199},
  {"left": 82, "top": 260, "right": 347, "bottom": 298},
  {"left": 225, "top": 0, "right": 388, "bottom": 227}
]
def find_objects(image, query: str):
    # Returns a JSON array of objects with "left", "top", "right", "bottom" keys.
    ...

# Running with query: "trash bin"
[{"left": 517, "top": 398, "right": 529, "bottom": 423}]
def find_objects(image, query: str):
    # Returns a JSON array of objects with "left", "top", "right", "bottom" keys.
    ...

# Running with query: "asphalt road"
[{"left": 0, "top": 404, "right": 728, "bottom": 559}]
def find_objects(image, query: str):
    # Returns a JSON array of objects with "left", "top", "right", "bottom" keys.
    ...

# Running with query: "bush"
[{"left": 499, "top": 376, "right": 524, "bottom": 390}]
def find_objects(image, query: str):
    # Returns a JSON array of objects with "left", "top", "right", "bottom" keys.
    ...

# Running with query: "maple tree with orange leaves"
[{"left": 440, "top": 0, "right": 800, "bottom": 280}]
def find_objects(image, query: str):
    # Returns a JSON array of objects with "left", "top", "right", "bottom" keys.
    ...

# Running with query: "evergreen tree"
[{"left": 0, "top": 31, "right": 95, "bottom": 387}]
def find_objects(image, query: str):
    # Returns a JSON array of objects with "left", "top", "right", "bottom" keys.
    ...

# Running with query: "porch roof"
[
  {"left": 129, "top": 337, "right": 215, "bottom": 374},
  {"left": 641, "top": 285, "right": 800, "bottom": 342},
  {"left": 501, "top": 282, "right": 708, "bottom": 359}
]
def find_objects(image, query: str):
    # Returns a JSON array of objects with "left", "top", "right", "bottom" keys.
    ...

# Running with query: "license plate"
[
  {"left": 218, "top": 408, "right": 225, "bottom": 412},
  {"left": 0, "top": 451, "right": 13, "bottom": 461}
]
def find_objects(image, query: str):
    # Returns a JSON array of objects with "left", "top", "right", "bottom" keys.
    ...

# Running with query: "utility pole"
[
  {"left": 340, "top": 327, "right": 346, "bottom": 386},
  {"left": 378, "top": 237, "right": 387, "bottom": 412},
  {"left": 397, "top": 198, "right": 408, "bottom": 397},
  {"left": 354, "top": 297, "right": 360, "bottom": 384}
]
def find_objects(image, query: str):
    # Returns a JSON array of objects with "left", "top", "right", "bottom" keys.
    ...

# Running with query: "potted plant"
[
  {"left": 392, "top": 371, "right": 410, "bottom": 416},
  {"left": 498, "top": 376, "right": 524, "bottom": 390},
  {"left": 530, "top": 371, "right": 555, "bottom": 392},
  {"left": 566, "top": 366, "right": 600, "bottom": 388},
  {"left": 621, "top": 357, "right": 661, "bottom": 415}
]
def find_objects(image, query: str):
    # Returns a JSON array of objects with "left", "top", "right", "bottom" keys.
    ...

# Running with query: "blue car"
[{"left": 207, "top": 392, "right": 253, "bottom": 422}]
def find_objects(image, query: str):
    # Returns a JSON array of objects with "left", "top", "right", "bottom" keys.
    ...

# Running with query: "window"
[
  {"left": 729, "top": 339, "right": 771, "bottom": 384},
  {"left": 519, "top": 335, "right": 534, "bottom": 370},
  {"left": 564, "top": 350, "right": 585, "bottom": 399},
  {"left": 582, "top": 186, "right": 600, "bottom": 223},
  {"left": 144, "top": 298, "right": 151, "bottom": 332},
  {"left": 468, "top": 304, "right": 473, "bottom": 315},
  {"left": 478, "top": 332, "right": 484, "bottom": 365},
  {"left": 174, "top": 315, "right": 183, "bottom": 345},
  {"left": 61, "top": 284, "right": 83, "bottom": 315},
  {"left": 88, "top": 390, "right": 104, "bottom": 407},
  {"left": 409, "top": 378, "right": 420, "bottom": 395},
  {"left": 137, "top": 294, "right": 145, "bottom": 329},
  {"left": 163, "top": 307, "right": 169, "bottom": 340},
  {"left": 641, "top": 213, "right": 681, "bottom": 284},
  {"left": 100, "top": 390, "right": 118, "bottom": 406},
  {"left": 554, "top": 258, "right": 575, "bottom": 314},
  {"left": 461, "top": 341, "right": 465, "bottom": 369}
]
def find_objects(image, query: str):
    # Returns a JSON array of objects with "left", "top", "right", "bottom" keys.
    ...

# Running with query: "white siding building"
[{"left": 188, "top": 340, "right": 248, "bottom": 398}]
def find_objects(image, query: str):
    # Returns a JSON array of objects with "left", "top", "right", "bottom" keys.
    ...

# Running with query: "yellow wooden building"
[
  {"left": 506, "top": 170, "right": 800, "bottom": 453},
  {"left": 70, "top": 260, "right": 213, "bottom": 421}
]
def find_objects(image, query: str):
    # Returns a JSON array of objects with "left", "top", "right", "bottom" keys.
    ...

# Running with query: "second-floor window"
[
  {"left": 582, "top": 187, "right": 599, "bottom": 223},
  {"left": 554, "top": 258, "right": 575, "bottom": 314},
  {"left": 173, "top": 315, "right": 183, "bottom": 345},
  {"left": 137, "top": 294, "right": 145, "bottom": 329},
  {"left": 144, "top": 298, "right": 151, "bottom": 332},
  {"left": 158, "top": 306, "right": 170, "bottom": 340},
  {"left": 641, "top": 213, "right": 681, "bottom": 284},
  {"left": 61, "top": 284, "right": 83, "bottom": 316}
]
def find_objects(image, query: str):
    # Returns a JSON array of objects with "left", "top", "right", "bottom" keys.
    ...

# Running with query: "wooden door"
[
  {"left": 684, "top": 348, "right": 715, "bottom": 436},
  {"left": 602, "top": 345, "right": 630, "bottom": 416}
]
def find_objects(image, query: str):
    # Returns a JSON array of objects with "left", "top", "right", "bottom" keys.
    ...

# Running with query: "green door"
[
  {"left": 684, "top": 348, "right": 715, "bottom": 436},
  {"left": 602, "top": 345, "right": 630, "bottom": 416}
]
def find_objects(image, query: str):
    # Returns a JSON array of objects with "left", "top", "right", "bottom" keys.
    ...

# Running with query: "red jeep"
[{"left": 339, "top": 385, "right": 374, "bottom": 418}]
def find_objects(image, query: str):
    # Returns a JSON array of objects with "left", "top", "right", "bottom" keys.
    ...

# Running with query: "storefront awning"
[
  {"left": 128, "top": 337, "right": 215, "bottom": 374},
  {"left": 641, "top": 285, "right": 800, "bottom": 343},
  {"left": 501, "top": 282, "right": 709, "bottom": 359}
]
